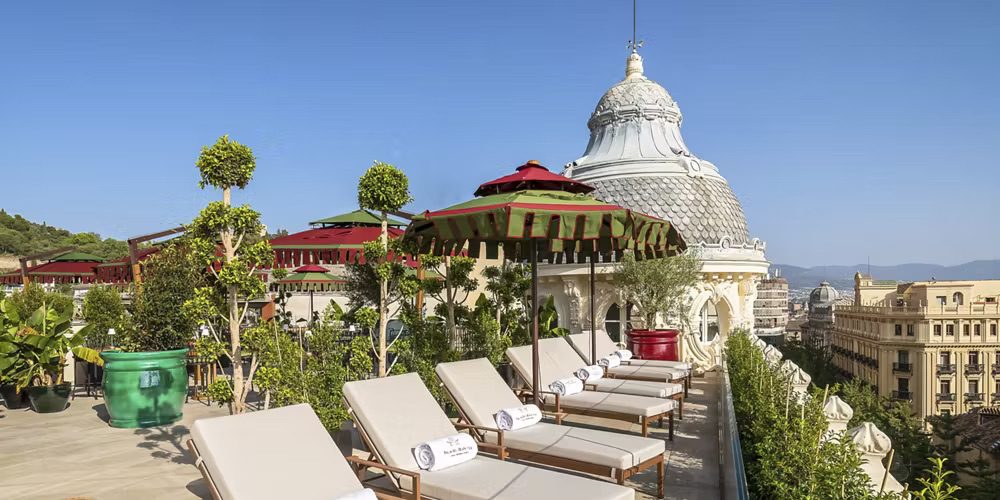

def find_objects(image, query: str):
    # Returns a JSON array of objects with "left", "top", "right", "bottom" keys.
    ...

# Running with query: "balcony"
[
  {"left": 937, "top": 393, "right": 956, "bottom": 402},
  {"left": 937, "top": 364, "right": 956, "bottom": 375},
  {"left": 892, "top": 362, "right": 912, "bottom": 373},
  {"left": 891, "top": 390, "right": 913, "bottom": 401},
  {"left": 966, "top": 364, "right": 984, "bottom": 375},
  {"left": 992, "top": 363, "right": 1000, "bottom": 375},
  {"left": 992, "top": 393, "right": 1000, "bottom": 403},
  {"left": 965, "top": 392, "right": 984, "bottom": 403}
]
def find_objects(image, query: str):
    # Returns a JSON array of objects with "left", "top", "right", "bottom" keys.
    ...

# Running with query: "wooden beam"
[
  {"left": 18, "top": 246, "right": 76, "bottom": 285},
  {"left": 127, "top": 226, "right": 185, "bottom": 284}
]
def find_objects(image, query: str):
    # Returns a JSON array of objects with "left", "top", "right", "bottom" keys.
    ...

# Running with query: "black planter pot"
[
  {"left": 1, "top": 384, "right": 30, "bottom": 409},
  {"left": 26, "top": 383, "right": 72, "bottom": 413}
]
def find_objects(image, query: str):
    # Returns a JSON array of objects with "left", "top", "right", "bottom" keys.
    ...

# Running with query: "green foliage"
[
  {"left": 344, "top": 240, "right": 420, "bottom": 310},
  {"left": 481, "top": 261, "right": 530, "bottom": 347},
  {"left": 420, "top": 254, "right": 478, "bottom": 342},
  {"left": 613, "top": 251, "right": 702, "bottom": 330},
  {"left": 460, "top": 306, "right": 509, "bottom": 365},
  {"left": 0, "top": 209, "right": 128, "bottom": 260},
  {"left": 5, "top": 282, "right": 73, "bottom": 321},
  {"left": 911, "top": 458, "right": 962, "bottom": 500},
  {"left": 391, "top": 305, "right": 458, "bottom": 405},
  {"left": 81, "top": 285, "right": 125, "bottom": 349},
  {"left": 0, "top": 299, "right": 101, "bottom": 389},
  {"left": 125, "top": 244, "right": 204, "bottom": 352},
  {"left": 726, "top": 330, "right": 881, "bottom": 498},
  {"left": 356, "top": 161, "right": 413, "bottom": 214},
  {"left": 783, "top": 341, "right": 935, "bottom": 486},
  {"left": 538, "top": 295, "right": 569, "bottom": 338},
  {"left": 195, "top": 135, "right": 256, "bottom": 190}
]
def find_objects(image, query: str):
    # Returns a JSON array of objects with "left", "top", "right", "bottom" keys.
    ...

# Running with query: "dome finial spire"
[{"left": 625, "top": 0, "right": 645, "bottom": 79}]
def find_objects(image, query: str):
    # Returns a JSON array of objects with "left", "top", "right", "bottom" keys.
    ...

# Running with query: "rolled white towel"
[
  {"left": 413, "top": 433, "right": 478, "bottom": 471},
  {"left": 549, "top": 377, "right": 584, "bottom": 396},
  {"left": 597, "top": 355, "right": 621, "bottom": 368},
  {"left": 614, "top": 349, "right": 633, "bottom": 361},
  {"left": 495, "top": 404, "right": 542, "bottom": 431},
  {"left": 575, "top": 365, "right": 604, "bottom": 382},
  {"left": 333, "top": 488, "right": 378, "bottom": 500}
]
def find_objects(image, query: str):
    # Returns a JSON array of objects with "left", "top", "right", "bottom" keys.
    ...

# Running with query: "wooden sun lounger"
[
  {"left": 343, "top": 373, "right": 635, "bottom": 500},
  {"left": 506, "top": 343, "right": 676, "bottom": 438},
  {"left": 436, "top": 357, "right": 667, "bottom": 497},
  {"left": 568, "top": 331, "right": 693, "bottom": 395}
]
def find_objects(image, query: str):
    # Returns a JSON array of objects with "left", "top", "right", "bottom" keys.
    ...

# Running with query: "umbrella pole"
[
  {"left": 590, "top": 257, "right": 597, "bottom": 364},
  {"left": 309, "top": 289, "right": 314, "bottom": 328},
  {"left": 531, "top": 241, "right": 540, "bottom": 406}
]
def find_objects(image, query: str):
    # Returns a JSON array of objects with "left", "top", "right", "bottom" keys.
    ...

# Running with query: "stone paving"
[{"left": 0, "top": 373, "right": 721, "bottom": 499}]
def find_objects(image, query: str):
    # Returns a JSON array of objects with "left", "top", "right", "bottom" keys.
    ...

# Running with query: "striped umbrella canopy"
[
  {"left": 276, "top": 265, "right": 342, "bottom": 292},
  {"left": 402, "top": 160, "right": 686, "bottom": 404}
]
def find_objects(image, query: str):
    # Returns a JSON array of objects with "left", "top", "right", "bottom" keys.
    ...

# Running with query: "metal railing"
[
  {"left": 965, "top": 392, "right": 984, "bottom": 402},
  {"left": 720, "top": 363, "right": 750, "bottom": 500},
  {"left": 892, "top": 362, "right": 912, "bottom": 373},
  {"left": 966, "top": 363, "right": 984, "bottom": 375},
  {"left": 937, "top": 393, "right": 956, "bottom": 402},
  {"left": 891, "top": 390, "right": 913, "bottom": 401},
  {"left": 937, "top": 364, "right": 956, "bottom": 375},
  {"left": 993, "top": 363, "right": 1000, "bottom": 375}
]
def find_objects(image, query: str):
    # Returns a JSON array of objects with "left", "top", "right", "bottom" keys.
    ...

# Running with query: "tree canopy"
[{"left": 0, "top": 209, "right": 128, "bottom": 263}]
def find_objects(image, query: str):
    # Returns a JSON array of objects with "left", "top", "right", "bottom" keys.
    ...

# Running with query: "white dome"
[{"left": 566, "top": 52, "right": 760, "bottom": 252}]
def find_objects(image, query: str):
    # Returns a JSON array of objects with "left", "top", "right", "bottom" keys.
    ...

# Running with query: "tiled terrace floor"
[{"left": 0, "top": 373, "right": 721, "bottom": 499}]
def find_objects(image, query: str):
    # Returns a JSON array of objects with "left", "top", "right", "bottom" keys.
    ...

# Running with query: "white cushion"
[{"left": 190, "top": 404, "right": 363, "bottom": 500}]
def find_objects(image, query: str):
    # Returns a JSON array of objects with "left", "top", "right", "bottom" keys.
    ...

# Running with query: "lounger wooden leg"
[
  {"left": 617, "top": 470, "right": 626, "bottom": 485},
  {"left": 678, "top": 397, "right": 684, "bottom": 420},
  {"left": 658, "top": 414, "right": 663, "bottom": 428},
  {"left": 668, "top": 412, "right": 674, "bottom": 441},
  {"left": 642, "top": 416, "right": 649, "bottom": 437},
  {"left": 657, "top": 459, "right": 665, "bottom": 498}
]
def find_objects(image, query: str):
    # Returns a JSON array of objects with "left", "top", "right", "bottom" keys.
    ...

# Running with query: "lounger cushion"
[
  {"left": 590, "top": 378, "right": 683, "bottom": 398},
  {"left": 417, "top": 456, "right": 634, "bottom": 500},
  {"left": 435, "top": 358, "right": 524, "bottom": 428},
  {"left": 493, "top": 423, "right": 664, "bottom": 470},
  {"left": 190, "top": 404, "right": 362, "bottom": 500},
  {"left": 560, "top": 391, "right": 677, "bottom": 418},
  {"left": 607, "top": 364, "right": 686, "bottom": 381}
]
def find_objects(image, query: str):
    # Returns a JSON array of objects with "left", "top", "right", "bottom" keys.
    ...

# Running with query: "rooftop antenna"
[{"left": 627, "top": 0, "right": 644, "bottom": 53}]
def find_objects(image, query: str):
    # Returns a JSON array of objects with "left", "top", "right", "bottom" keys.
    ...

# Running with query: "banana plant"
[{"left": 0, "top": 299, "right": 102, "bottom": 390}]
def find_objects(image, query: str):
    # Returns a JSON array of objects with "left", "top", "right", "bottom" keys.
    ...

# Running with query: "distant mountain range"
[{"left": 773, "top": 260, "right": 1000, "bottom": 291}]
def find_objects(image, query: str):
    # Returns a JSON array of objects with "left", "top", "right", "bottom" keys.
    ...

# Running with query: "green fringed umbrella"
[
  {"left": 403, "top": 160, "right": 686, "bottom": 404},
  {"left": 276, "top": 265, "right": 342, "bottom": 326}
]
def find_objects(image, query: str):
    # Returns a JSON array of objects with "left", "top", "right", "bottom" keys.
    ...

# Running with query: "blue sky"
[{"left": 1, "top": 1, "right": 997, "bottom": 267}]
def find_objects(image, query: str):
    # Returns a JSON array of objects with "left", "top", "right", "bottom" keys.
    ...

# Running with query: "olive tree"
[
  {"left": 184, "top": 135, "right": 273, "bottom": 414},
  {"left": 613, "top": 250, "right": 702, "bottom": 331},
  {"left": 356, "top": 161, "right": 412, "bottom": 377}
]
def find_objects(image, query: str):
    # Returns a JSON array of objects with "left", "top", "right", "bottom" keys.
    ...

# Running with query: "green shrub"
[
  {"left": 81, "top": 285, "right": 125, "bottom": 349},
  {"left": 123, "top": 244, "right": 204, "bottom": 352}
]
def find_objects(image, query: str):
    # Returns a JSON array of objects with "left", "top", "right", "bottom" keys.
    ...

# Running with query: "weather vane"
[{"left": 627, "top": 0, "right": 644, "bottom": 53}]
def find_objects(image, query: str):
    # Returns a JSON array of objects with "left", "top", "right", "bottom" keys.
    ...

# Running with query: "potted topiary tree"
[
  {"left": 0, "top": 299, "right": 103, "bottom": 413},
  {"left": 614, "top": 251, "right": 702, "bottom": 361},
  {"left": 357, "top": 161, "right": 412, "bottom": 377},
  {"left": 100, "top": 244, "right": 204, "bottom": 427}
]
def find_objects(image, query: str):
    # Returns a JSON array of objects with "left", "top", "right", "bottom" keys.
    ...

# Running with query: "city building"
[
  {"left": 754, "top": 273, "right": 789, "bottom": 344},
  {"left": 830, "top": 273, "right": 1000, "bottom": 423},
  {"left": 537, "top": 48, "right": 769, "bottom": 370},
  {"left": 801, "top": 282, "right": 852, "bottom": 347}
]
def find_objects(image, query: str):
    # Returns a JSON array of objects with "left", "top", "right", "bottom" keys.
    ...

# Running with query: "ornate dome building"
[{"left": 537, "top": 50, "right": 769, "bottom": 368}]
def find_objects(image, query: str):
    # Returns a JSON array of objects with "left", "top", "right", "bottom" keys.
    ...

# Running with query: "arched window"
[
  {"left": 605, "top": 303, "right": 622, "bottom": 343},
  {"left": 953, "top": 292, "right": 964, "bottom": 305}
]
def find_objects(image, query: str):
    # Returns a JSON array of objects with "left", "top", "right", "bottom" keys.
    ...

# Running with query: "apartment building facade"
[{"left": 830, "top": 273, "right": 1000, "bottom": 423}]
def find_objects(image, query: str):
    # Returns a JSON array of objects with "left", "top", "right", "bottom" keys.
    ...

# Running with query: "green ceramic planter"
[
  {"left": 26, "top": 383, "right": 72, "bottom": 413},
  {"left": 100, "top": 348, "right": 189, "bottom": 428}
]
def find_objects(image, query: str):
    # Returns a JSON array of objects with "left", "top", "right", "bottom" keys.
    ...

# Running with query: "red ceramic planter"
[{"left": 626, "top": 329, "right": 680, "bottom": 361}]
